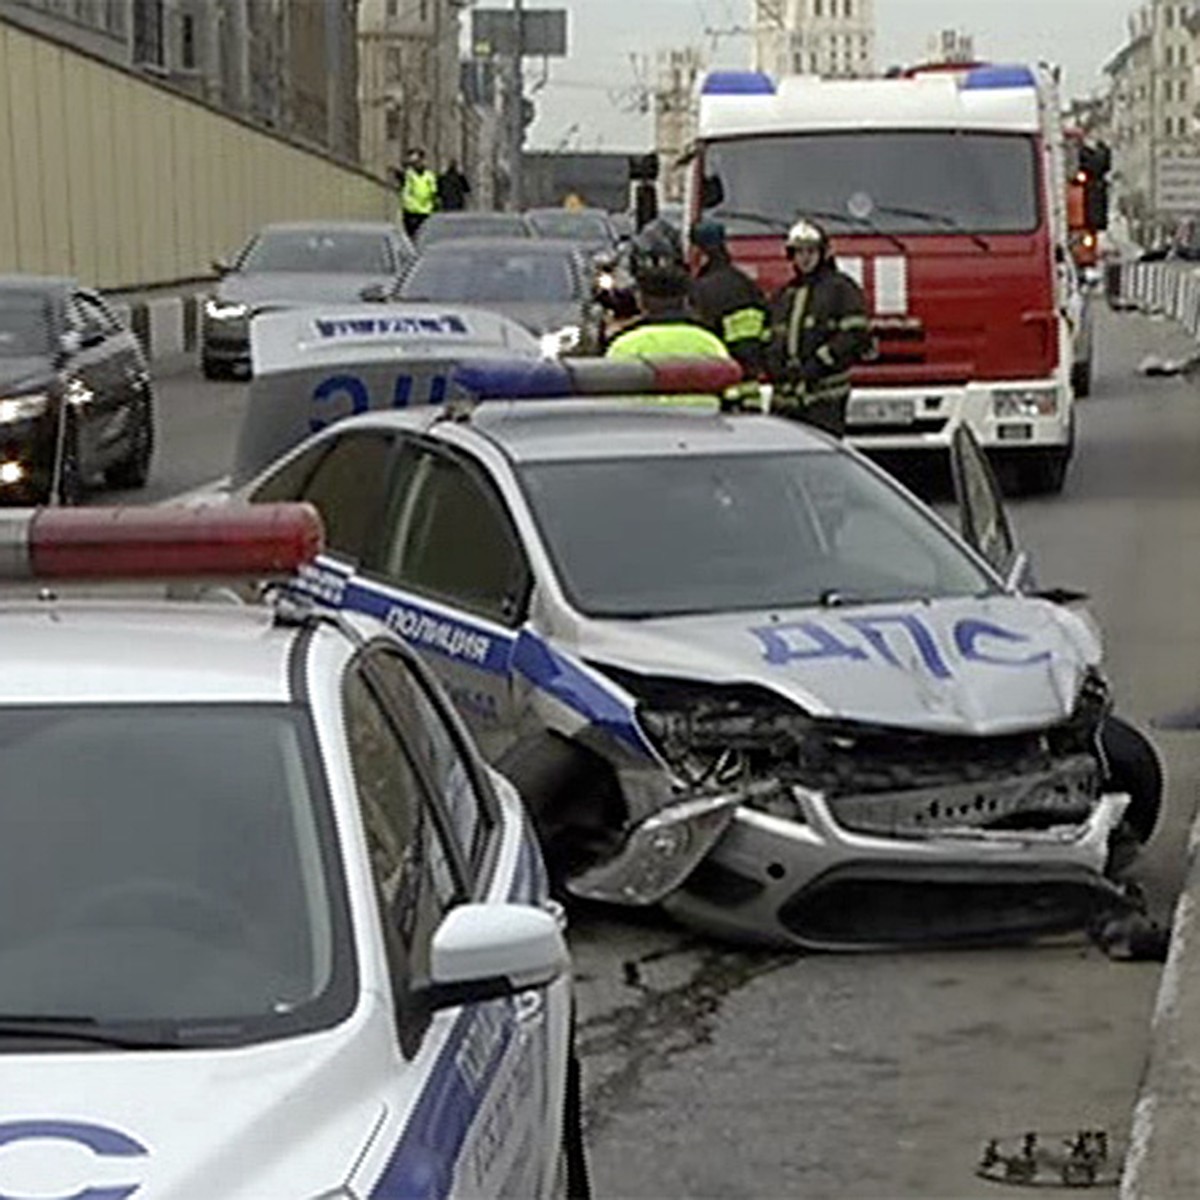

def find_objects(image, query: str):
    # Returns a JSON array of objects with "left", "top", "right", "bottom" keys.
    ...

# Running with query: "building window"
[
  {"left": 386, "top": 0, "right": 398, "bottom": 15},
  {"left": 844, "top": 0, "right": 852, "bottom": 15},
  {"left": 386, "top": 46, "right": 402, "bottom": 83},
  {"left": 1181, "top": 79, "right": 1189, "bottom": 101},
  {"left": 814, "top": 0, "right": 822, "bottom": 17},
  {"left": 180, "top": 12, "right": 196, "bottom": 69}
]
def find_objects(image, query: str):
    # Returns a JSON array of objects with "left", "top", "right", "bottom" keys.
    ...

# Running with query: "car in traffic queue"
[
  {"left": 0, "top": 276, "right": 154, "bottom": 504},
  {"left": 381, "top": 239, "right": 607, "bottom": 359},
  {"left": 0, "top": 503, "right": 576, "bottom": 1200},
  {"left": 224, "top": 313, "right": 1164, "bottom": 952},
  {"left": 524, "top": 209, "right": 621, "bottom": 260},
  {"left": 416, "top": 212, "right": 536, "bottom": 249},
  {"left": 201, "top": 222, "right": 416, "bottom": 380}
]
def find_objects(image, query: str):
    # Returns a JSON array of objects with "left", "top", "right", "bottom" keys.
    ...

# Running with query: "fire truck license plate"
[{"left": 849, "top": 398, "right": 916, "bottom": 425}]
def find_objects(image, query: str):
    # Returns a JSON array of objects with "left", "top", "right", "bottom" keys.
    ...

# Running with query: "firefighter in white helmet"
[{"left": 767, "top": 218, "right": 872, "bottom": 437}]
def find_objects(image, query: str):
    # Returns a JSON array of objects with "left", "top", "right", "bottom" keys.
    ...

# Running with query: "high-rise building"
[
  {"left": 752, "top": 0, "right": 876, "bottom": 80},
  {"left": 926, "top": 29, "right": 975, "bottom": 65}
]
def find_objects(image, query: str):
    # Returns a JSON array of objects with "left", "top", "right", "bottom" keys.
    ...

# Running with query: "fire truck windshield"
[{"left": 701, "top": 131, "right": 1040, "bottom": 238}]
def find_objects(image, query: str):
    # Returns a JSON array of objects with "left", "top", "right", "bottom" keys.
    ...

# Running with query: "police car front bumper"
[{"left": 661, "top": 787, "right": 1132, "bottom": 951}]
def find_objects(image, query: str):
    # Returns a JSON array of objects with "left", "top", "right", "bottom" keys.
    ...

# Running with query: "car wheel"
[
  {"left": 54, "top": 410, "right": 83, "bottom": 507},
  {"left": 496, "top": 735, "right": 625, "bottom": 891},
  {"left": 201, "top": 356, "right": 227, "bottom": 381},
  {"left": 1017, "top": 448, "right": 1070, "bottom": 496},
  {"left": 1103, "top": 715, "right": 1163, "bottom": 875},
  {"left": 1071, "top": 359, "right": 1092, "bottom": 398},
  {"left": 104, "top": 393, "right": 154, "bottom": 490}
]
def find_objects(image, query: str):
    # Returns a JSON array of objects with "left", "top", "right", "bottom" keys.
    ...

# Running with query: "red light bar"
[
  {"left": 649, "top": 358, "right": 745, "bottom": 395},
  {"left": 0, "top": 503, "right": 325, "bottom": 581}
]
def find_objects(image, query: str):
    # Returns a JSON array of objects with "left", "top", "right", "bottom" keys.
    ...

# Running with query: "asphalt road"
[{"left": 140, "top": 310, "right": 1200, "bottom": 1200}]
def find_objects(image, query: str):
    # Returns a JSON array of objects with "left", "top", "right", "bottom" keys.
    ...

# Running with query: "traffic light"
[
  {"left": 1078, "top": 141, "right": 1112, "bottom": 232},
  {"left": 628, "top": 153, "right": 660, "bottom": 183}
]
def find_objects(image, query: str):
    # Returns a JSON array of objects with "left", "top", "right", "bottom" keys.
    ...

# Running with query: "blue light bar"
[
  {"left": 962, "top": 65, "right": 1037, "bottom": 90},
  {"left": 451, "top": 359, "right": 573, "bottom": 399},
  {"left": 702, "top": 71, "right": 776, "bottom": 97}
]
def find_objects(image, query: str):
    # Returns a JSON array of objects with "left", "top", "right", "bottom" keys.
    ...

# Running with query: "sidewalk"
[
  {"left": 102, "top": 279, "right": 213, "bottom": 364},
  {"left": 1116, "top": 265, "right": 1200, "bottom": 1200}
]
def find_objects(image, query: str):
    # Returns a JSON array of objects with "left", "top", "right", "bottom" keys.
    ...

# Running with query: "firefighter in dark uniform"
[
  {"left": 768, "top": 218, "right": 872, "bottom": 436},
  {"left": 688, "top": 219, "right": 769, "bottom": 377}
]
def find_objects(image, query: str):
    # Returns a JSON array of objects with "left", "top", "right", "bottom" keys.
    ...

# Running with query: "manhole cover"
[{"left": 977, "top": 1130, "right": 1122, "bottom": 1188}]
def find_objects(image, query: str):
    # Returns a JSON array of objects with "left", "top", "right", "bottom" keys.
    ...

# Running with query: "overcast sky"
[{"left": 515, "top": 0, "right": 1137, "bottom": 151}]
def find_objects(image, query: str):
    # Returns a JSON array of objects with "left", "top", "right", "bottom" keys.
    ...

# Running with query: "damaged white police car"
[{"left": 227, "top": 311, "right": 1162, "bottom": 952}]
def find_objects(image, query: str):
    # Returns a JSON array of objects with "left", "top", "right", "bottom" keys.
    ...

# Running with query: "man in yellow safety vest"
[{"left": 399, "top": 148, "right": 439, "bottom": 239}]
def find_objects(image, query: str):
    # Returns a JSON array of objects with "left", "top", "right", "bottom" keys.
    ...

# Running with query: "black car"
[
  {"left": 201, "top": 222, "right": 416, "bottom": 379},
  {"left": 0, "top": 277, "right": 154, "bottom": 504},
  {"left": 391, "top": 238, "right": 606, "bottom": 356},
  {"left": 415, "top": 211, "right": 534, "bottom": 248}
]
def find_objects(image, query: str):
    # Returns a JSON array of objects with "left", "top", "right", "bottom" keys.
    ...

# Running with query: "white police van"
[{"left": 0, "top": 504, "right": 577, "bottom": 1199}]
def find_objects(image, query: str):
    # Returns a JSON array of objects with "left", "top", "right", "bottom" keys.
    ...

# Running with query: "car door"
[
  {"left": 950, "top": 423, "right": 1028, "bottom": 587},
  {"left": 342, "top": 656, "right": 550, "bottom": 1200},
  {"left": 76, "top": 290, "right": 146, "bottom": 470},
  {"left": 60, "top": 292, "right": 117, "bottom": 471},
  {"left": 356, "top": 438, "right": 531, "bottom": 761}
]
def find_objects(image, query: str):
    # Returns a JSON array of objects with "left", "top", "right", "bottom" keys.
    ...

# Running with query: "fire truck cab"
[{"left": 693, "top": 63, "right": 1090, "bottom": 494}]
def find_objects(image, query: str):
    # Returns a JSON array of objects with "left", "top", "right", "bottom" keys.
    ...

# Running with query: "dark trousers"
[
  {"left": 774, "top": 391, "right": 847, "bottom": 437},
  {"left": 403, "top": 211, "right": 429, "bottom": 239}
]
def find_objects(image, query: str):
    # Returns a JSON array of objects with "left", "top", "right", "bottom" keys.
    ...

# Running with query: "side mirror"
[
  {"left": 592, "top": 250, "right": 617, "bottom": 272},
  {"left": 211, "top": 258, "right": 232, "bottom": 277},
  {"left": 358, "top": 283, "right": 390, "bottom": 303},
  {"left": 700, "top": 175, "right": 725, "bottom": 210},
  {"left": 418, "top": 903, "right": 567, "bottom": 1014}
]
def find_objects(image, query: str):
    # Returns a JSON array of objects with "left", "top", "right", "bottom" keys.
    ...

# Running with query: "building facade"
[
  {"left": 0, "top": 0, "right": 359, "bottom": 161},
  {"left": 358, "top": 0, "right": 469, "bottom": 182},
  {"left": 926, "top": 29, "right": 975, "bottom": 65},
  {"left": 752, "top": 0, "right": 875, "bottom": 80},
  {"left": 1104, "top": 2, "right": 1197, "bottom": 235}
]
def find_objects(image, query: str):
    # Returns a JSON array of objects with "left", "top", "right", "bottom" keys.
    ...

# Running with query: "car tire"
[
  {"left": 1072, "top": 358, "right": 1093, "bottom": 398},
  {"left": 1102, "top": 715, "right": 1163, "bottom": 875},
  {"left": 54, "top": 410, "right": 83, "bottom": 507},
  {"left": 104, "top": 392, "right": 154, "bottom": 490},
  {"left": 1017, "top": 448, "right": 1070, "bottom": 496},
  {"left": 201, "top": 355, "right": 227, "bottom": 381},
  {"left": 495, "top": 735, "right": 624, "bottom": 890},
  {"left": 553, "top": 1013, "right": 591, "bottom": 1200}
]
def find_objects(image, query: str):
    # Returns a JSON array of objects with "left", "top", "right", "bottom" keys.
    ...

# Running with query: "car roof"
[
  {"left": 0, "top": 275, "right": 74, "bottom": 295},
  {"left": 327, "top": 401, "right": 836, "bottom": 463},
  {"left": 425, "top": 211, "right": 527, "bottom": 223},
  {"left": 414, "top": 237, "right": 584, "bottom": 256},
  {"left": 0, "top": 600, "right": 313, "bottom": 704},
  {"left": 256, "top": 221, "right": 400, "bottom": 236}
]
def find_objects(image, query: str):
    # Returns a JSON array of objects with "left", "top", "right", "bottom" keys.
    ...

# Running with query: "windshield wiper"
[
  {"left": 713, "top": 208, "right": 908, "bottom": 254},
  {"left": 711, "top": 210, "right": 792, "bottom": 232},
  {"left": 0, "top": 1016, "right": 181, "bottom": 1050},
  {"left": 869, "top": 204, "right": 991, "bottom": 252}
]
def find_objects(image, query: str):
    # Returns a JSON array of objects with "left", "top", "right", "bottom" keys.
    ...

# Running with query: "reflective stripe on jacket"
[{"left": 689, "top": 254, "right": 769, "bottom": 375}]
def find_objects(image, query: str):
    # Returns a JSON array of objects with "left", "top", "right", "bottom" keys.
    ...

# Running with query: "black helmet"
[{"left": 631, "top": 217, "right": 685, "bottom": 280}]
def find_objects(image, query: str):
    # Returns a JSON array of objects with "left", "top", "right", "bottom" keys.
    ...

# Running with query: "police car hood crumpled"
[
  {"left": 0, "top": 1017, "right": 389, "bottom": 1197},
  {"left": 580, "top": 594, "right": 1102, "bottom": 737}
]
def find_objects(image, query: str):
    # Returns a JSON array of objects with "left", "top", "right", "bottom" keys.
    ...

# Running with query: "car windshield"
[
  {"left": 0, "top": 291, "right": 53, "bottom": 358},
  {"left": 240, "top": 230, "right": 394, "bottom": 274},
  {"left": 402, "top": 249, "right": 578, "bottom": 303},
  {"left": 0, "top": 704, "right": 354, "bottom": 1047},
  {"left": 527, "top": 211, "right": 613, "bottom": 246},
  {"left": 519, "top": 450, "right": 997, "bottom": 617},
  {"left": 419, "top": 215, "right": 531, "bottom": 245},
  {"left": 702, "top": 132, "right": 1039, "bottom": 236}
]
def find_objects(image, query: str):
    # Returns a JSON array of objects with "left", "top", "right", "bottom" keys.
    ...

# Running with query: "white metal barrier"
[{"left": 1116, "top": 261, "right": 1200, "bottom": 339}]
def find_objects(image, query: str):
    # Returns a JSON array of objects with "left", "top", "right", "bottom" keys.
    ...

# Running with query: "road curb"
[{"left": 1120, "top": 810, "right": 1200, "bottom": 1198}]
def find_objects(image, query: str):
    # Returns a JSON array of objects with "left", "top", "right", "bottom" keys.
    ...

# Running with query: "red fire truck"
[{"left": 692, "top": 63, "right": 1092, "bottom": 494}]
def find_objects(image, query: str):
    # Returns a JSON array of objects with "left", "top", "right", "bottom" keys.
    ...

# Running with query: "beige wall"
[{"left": 0, "top": 17, "right": 394, "bottom": 290}]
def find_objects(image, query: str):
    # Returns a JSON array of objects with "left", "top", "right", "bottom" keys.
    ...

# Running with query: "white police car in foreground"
[
  {"left": 225, "top": 326, "right": 1163, "bottom": 952},
  {"left": 0, "top": 505, "right": 575, "bottom": 1199}
]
